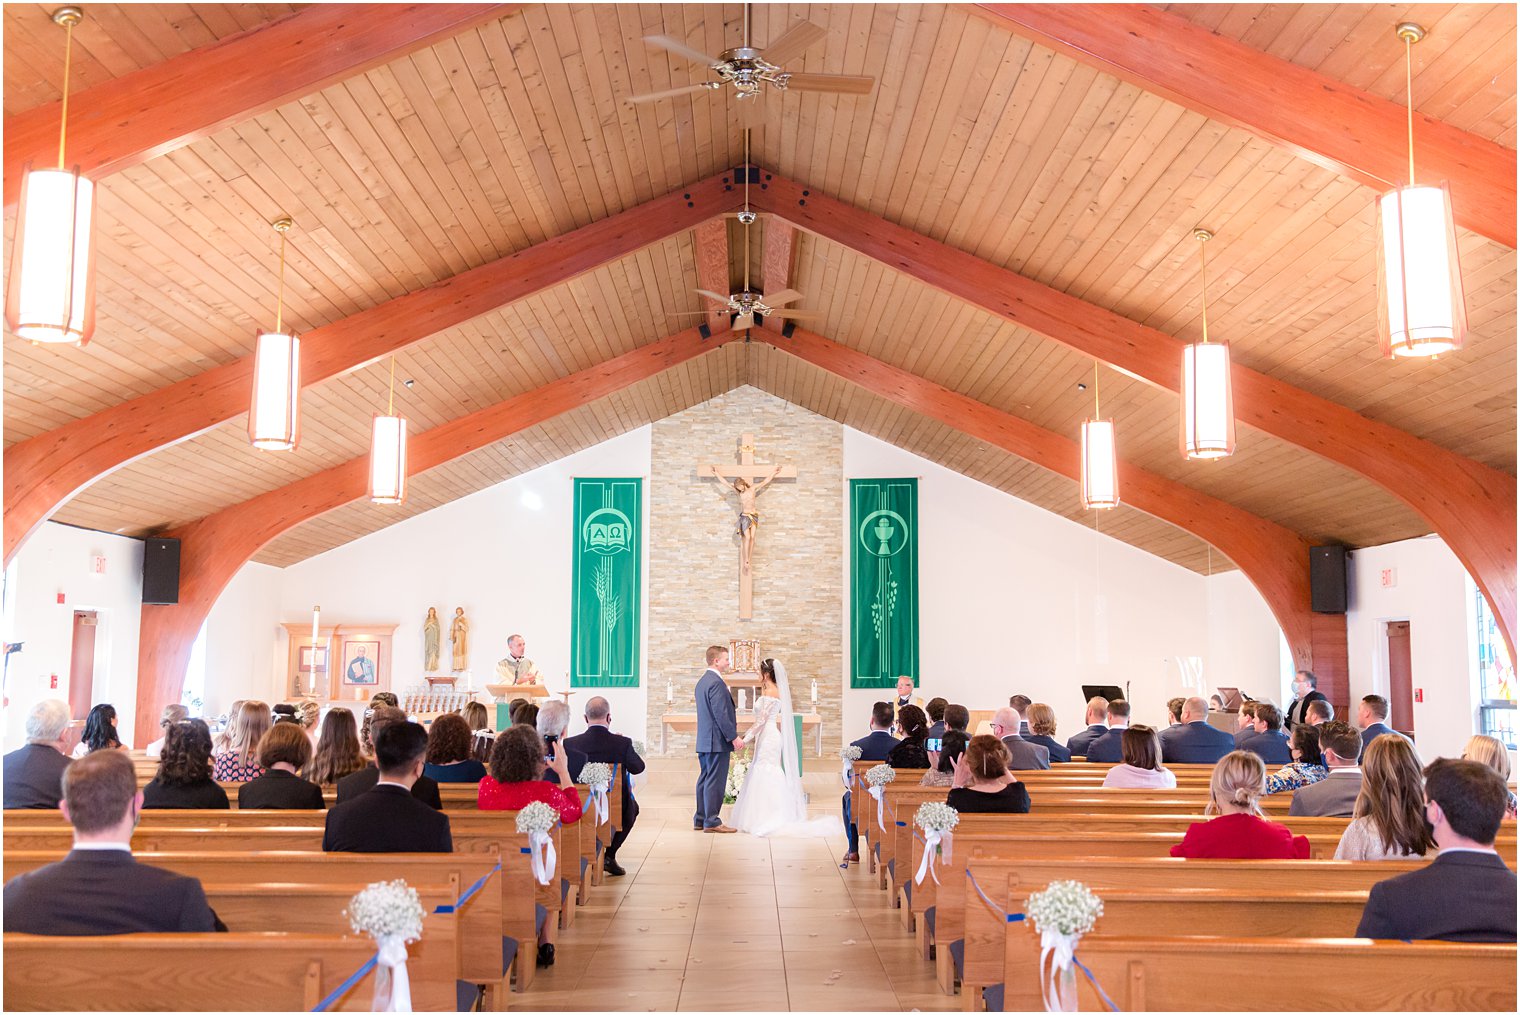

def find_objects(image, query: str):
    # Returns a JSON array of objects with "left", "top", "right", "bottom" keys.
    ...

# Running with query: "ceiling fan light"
[
  {"left": 1080, "top": 418, "right": 1120, "bottom": 510},
  {"left": 1181, "top": 341, "right": 1236, "bottom": 459},
  {"left": 369, "top": 414, "right": 408, "bottom": 505},
  {"left": 1377, "top": 183, "right": 1466, "bottom": 358},
  {"left": 6, "top": 167, "right": 96, "bottom": 345},
  {"left": 249, "top": 331, "right": 300, "bottom": 450}
]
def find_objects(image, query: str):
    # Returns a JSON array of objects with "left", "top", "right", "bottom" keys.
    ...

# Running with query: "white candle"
[
  {"left": 811, "top": 679, "right": 818, "bottom": 705},
  {"left": 310, "top": 605, "right": 320, "bottom": 695},
  {"left": 667, "top": 679, "right": 674, "bottom": 705}
]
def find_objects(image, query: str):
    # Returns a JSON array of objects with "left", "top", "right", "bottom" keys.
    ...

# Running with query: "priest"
[{"left": 496, "top": 633, "right": 543, "bottom": 685}]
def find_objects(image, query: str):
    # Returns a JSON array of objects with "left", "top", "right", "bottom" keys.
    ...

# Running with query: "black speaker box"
[
  {"left": 142, "top": 537, "right": 181, "bottom": 605},
  {"left": 1309, "top": 545, "right": 1348, "bottom": 614}
]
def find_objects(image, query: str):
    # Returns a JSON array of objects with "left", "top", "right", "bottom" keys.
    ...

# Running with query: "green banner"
[
  {"left": 850, "top": 478, "right": 919, "bottom": 688},
  {"left": 571, "top": 478, "right": 642, "bottom": 687}
]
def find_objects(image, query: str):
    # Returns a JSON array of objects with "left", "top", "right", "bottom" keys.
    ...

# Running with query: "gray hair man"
[
  {"left": 537, "top": 699, "right": 585, "bottom": 785},
  {"left": 4, "top": 699, "right": 73, "bottom": 808},
  {"left": 992, "top": 705, "right": 1050, "bottom": 770},
  {"left": 563, "top": 695, "right": 646, "bottom": 877}
]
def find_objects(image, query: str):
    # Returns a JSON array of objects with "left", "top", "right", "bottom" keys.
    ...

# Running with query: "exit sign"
[{"left": 1380, "top": 568, "right": 1398, "bottom": 588}]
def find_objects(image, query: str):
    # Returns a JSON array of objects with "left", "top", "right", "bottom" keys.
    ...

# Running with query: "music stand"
[
  {"left": 1080, "top": 684, "right": 1125, "bottom": 705},
  {"left": 1216, "top": 687, "right": 1244, "bottom": 712}
]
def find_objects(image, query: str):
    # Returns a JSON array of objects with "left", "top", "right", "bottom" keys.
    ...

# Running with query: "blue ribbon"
[
  {"left": 964, "top": 867, "right": 1012, "bottom": 921},
  {"left": 1008, "top": 912, "right": 1025, "bottom": 924},
  {"left": 1073, "top": 955, "right": 1121, "bottom": 1012},
  {"left": 311, "top": 955, "right": 377, "bottom": 1012},
  {"left": 895, "top": 820, "right": 906, "bottom": 827},
  {"left": 433, "top": 861, "right": 501, "bottom": 915}
]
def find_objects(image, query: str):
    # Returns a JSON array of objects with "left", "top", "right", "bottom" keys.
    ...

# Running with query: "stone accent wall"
[{"left": 647, "top": 386, "right": 844, "bottom": 759}]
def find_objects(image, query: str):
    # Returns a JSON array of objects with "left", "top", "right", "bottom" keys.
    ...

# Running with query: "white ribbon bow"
[
  {"left": 588, "top": 783, "right": 610, "bottom": 826},
  {"left": 371, "top": 934, "right": 414, "bottom": 1012},
  {"left": 841, "top": 761, "right": 854, "bottom": 789},
  {"left": 914, "top": 828, "right": 953, "bottom": 885},
  {"left": 868, "top": 784, "right": 886, "bottom": 832},
  {"left": 1038, "top": 929, "right": 1080, "bottom": 1013},
  {"left": 528, "top": 828, "right": 556, "bottom": 886}
]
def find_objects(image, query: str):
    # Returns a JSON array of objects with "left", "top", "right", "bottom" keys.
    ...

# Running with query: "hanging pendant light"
[
  {"left": 1377, "top": 23, "right": 1467, "bottom": 359},
  {"left": 5, "top": 7, "right": 96, "bottom": 346},
  {"left": 248, "top": 217, "right": 301, "bottom": 450},
  {"left": 1180, "top": 228, "right": 1236, "bottom": 460},
  {"left": 1080, "top": 364, "right": 1119, "bottom": 510},
  {"left": 369, "top": 356, "right": 408, "bottom": 504}
]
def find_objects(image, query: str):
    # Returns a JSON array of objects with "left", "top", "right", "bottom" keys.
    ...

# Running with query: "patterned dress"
[{"left": 1264, "top": 760, "right": 1327, "bottom": 796}]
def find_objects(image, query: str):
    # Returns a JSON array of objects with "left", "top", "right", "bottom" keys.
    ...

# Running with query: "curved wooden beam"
[
  {"left": 749, "top": 170, "right": 1517, "bottom": 659},
  {"left": 6, "top": 174, "right": 743, "bottom": 566},
  {"left": 975, "top": 3, "right": 1516, "bottom": 248},
  {"left": 133, "top": 325, "right": 735, "bottom": 744},
  {"left": 754, "top": 326, "right": 1332, "bottom": 685},
  {"left": 4, "top": 4, "right": 519, "bottom": 210}
]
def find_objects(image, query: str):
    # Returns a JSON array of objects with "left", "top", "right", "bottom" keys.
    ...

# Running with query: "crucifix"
[{"left": 701, "top": 433, "right": 797, "bottom": 619}]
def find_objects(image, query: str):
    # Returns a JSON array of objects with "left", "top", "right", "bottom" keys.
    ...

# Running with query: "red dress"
[
  {"left": 477, "top": 776, "right": 583, "bottom": 824},
  {"left": 1170, "top": 812, "right": 1311, "bottom": 859}
]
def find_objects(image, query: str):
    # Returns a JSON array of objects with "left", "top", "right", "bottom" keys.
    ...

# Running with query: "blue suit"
[
  {"left": 1025, "top": 734, "right": 1072, "bottom": 763},
  {"left": 1361, "top": 722, "right": 1410, "bottom": 753},
  {"left": 1238, "top": 729, "right": 1293, "bottom": 765},
  {"left": 844, "top": 729, "right": 899, "bottom": 854},
  {"left": 693, "top": 668, "right": 738, "bottom": 829},
  {"left": 1084, "top": 728, "right": 1127, "bottom": 764},
  {"left": 1065, "top": 724, "right": 1108, "bottom": 757},
  {"left": 1159, "top": 720, "right": 1236, "bottom": 765}
]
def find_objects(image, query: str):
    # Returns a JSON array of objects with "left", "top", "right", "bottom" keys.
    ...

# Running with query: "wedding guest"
[
  {"left": 511, "top": 701, "right": 540, "bottom": 728},
  {"left": 564, "top": 696, "right": 646, "bottom": 877},
  {"left": 1237, "top": 702, "right": 1293, "bottom": 765},
  {"left": 1008, "top": 694, "right": 1033, "bottom": 736},
  {"left": 1023, "top": 703, "right": 1072, "bottom": 763},
  {"left": 1289, "top": 720, "right": 1363, "bottom": 817},
  {"left": 925, "top": 698, "right": 949, "bottom": 740},
  {"left": 1462, "top": 734, "right": 1517, "bottom": 819},
  {"left": 306, "top": 709, "right": 367, "bottom": 785},
  {"left": 212, "top": 700, "right": 246, "bottom": 756},
  {"left": 537, "top": 700, "right": 586, "bottom": 784},
  {"left": 144, "top": 704, "right": 190, "bottom": 758},
  {"left": 992, "top": 706, "right": 1050, "bottom": 770},
  {"left": 1170, "top": 751, "right": 1310, "bottom": 859},
  {"left": 947, "top": 735, "right": 1031, "bottom": 814},
  {"left": 943, "top": 704, "right": 971, "bottom": 735},
  {"left": 336, "top": 706, "right": 442, "bottom": 809},
  {"left": 1159, "top": 697, "right": 1236, "bottom": 765},
  {"left": 1265, "top": 724, "right": 1328, "bottom": 795},
  {"left": 71, "top": 703, "right": 122, "bottom": 758},
  {"left": 3, "top": 699, "right": 73, "bottom": 809},
  {"left": 1065, "top": 696, "right": 1110, "bottom": 757},
  {"left": 369, "top": 692, "right": 400, "bottom": 708},
  {"left": 1357, "top": 695, "right": 1410, "bottom": 750},
  {"left": 238, "top": 723, "right": 324, "bottom": 809},
  {"left": 1083, "top": 700, "right": 1131, "bottom": 763},
  {"left": 1232, "top": 701, "right": 1260, "bottom": 747},
  {"left": 143, "top": 719, "right": 229, "bottom": 810},
  {"left": 1101, "top": 727, "right": 1176, "bottom": 789},
  {"left": 212, "top": 700, "right": 271, "bottom": 783},
  {"left": 1357, "top": 759, "right": 1516, "bottom": 942},
  {"left": 323, "top": 721, "right": 451, "bottom": 854},
  {"left": 1334, "top": 734, "right": 1432, "bottom": 861},
  {"left": 842, "top": 702, "right": 900, "bottom": 865},
  {"left": 462, "top": 700, "right": 491, "bottom": 733},
  {"left": 1166, "top": 697, "right": 1185, "bottom": 726},
  {"left": 423, "top": 713, "right": 486, "bottom": 783},
  {"left": 297, "top": 700, "right": 321, "bottom": 733},
  {"left": 271, "top": 702, "right": 300, "bottom": 725},
  {"left": 1284, "top": 669, "right": 1328, "bottom": 729},
  {"left": 1305, "top": 699, "right": 1334, "bottom": 725},
  {"left": 886, "top": 704, "right": 931, "bottom": 768},
  {"left": 922, "top": 731, "right": 970, "bottom": 788}
]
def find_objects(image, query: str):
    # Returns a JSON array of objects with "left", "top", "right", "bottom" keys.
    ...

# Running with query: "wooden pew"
[
  {"left": 4, "top": 933, "right": 404, "bottom": 1012},
  {"left": 1069, "top": 936, "right": 1517, "bottom": 1011}
]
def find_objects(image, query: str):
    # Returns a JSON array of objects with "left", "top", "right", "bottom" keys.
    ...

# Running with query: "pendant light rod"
[
  {"left": 1092, "top": 361, "right": 1100, "bottom": 417},
  {"left": 387, "top": 355, "right": 396, "bottom": 416},
  {"left": 272, "top": 216, "right": 292, "bottom": 332},
  {"left": 1397, "top": 23, "right": 1425, "bottom": 187},
  {"left": 743, "top": 129, "right": 752, "bottom": 292},
  {"left": 53, "top": 7, "right": 82, "bottom": 169},
  {"left": 1194, "top": 228, "right": 1212, "bottom": 343}
]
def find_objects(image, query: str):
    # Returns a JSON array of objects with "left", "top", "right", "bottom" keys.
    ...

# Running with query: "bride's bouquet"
[
  {"left": 725, "top": 751, "right": 750, "bottom": 803},
  {"left": 346, "top": 878, "right": 425, "bottom": 1011}
]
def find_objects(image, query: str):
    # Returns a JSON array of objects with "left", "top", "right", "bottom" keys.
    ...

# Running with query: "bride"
[{"left": 730, "top": 658, "right": 837, "bottom": 837}]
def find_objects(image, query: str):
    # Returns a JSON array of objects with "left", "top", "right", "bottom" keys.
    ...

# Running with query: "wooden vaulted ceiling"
[{"left": 2, "top": 4, "right": 1515, "bottom": 587}]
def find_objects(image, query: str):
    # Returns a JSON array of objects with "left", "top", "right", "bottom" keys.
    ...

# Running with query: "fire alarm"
[
  {"left": 56, "top": 592, "right": 65, "bottom": 604},
  {"left": 49, "top": 674, "right": 57, "bottom": 689},
  {"left": 1414, "top": 688, "right": 1423, "bottom": 703}
]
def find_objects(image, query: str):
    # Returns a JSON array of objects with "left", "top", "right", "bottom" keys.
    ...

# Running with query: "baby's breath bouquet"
[
  {"left": 579, "top": 761, "right": 614, "bottom": 825},
  {"left": 839, "top": 744, "right": 863, "bottom": 788},
  {"left": 345, "top": 879, "right": 425, "bottom": 1011},
  {"left": 864, "top": 763, "right": 895, "bottom": 832},
  {"left": 1026, "top": 880, "right": 1104, "bottom": 1012},
  {"left": 912, "top": 802, "right": 959, "bottom": 885},
  {"left": 516, "top": 801, "right": 558, "bottom": 886}
]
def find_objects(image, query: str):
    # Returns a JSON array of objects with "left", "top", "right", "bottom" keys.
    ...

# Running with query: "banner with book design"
[
  {"left": 850, "top": 478, "right": 919, "bottom": 688},
  {"left": 570, "top": 478, "right": 642, "bottom": 687}
]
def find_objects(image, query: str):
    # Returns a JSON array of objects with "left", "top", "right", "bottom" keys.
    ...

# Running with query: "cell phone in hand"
[{"left": 926, "top": 737, "right": 943, "bottom": 753}]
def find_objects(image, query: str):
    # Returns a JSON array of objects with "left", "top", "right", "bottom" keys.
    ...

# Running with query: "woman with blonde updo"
[
  {"left": 1463, "top": 734, "right": 1517, "bottom": 819},
  {"left": 1170, "top": 751, "right": 1310, "bottom": 858}
]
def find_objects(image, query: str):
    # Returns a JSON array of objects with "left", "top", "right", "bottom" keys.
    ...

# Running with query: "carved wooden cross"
[{"left": 700, "top": 433, "right": 797, "bottom": 619}]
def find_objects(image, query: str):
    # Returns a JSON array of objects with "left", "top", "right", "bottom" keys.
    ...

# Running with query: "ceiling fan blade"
[
  {"left": 781, "top": 72, "right": 875, "bottom": 95},
  {"left": 694, "top": 288, "right": 732, "bottom": 302},
  {"left": 761, "top": 20, "right": 829, "bottom": 67},
  {"left": 625, "top": 82, "right": 719, "bottom": 105},
  {"left": 768, "top": 309, "right": 821, "bottom": 321},
  {"left": 644, "top": 34, "right": 725, "bottom": 69},
  {"left": 765, "top": 288, "right": 803, "bottom": 307},
  {"left": 733, "top": 311, "right": 757, "bottom": 331}
]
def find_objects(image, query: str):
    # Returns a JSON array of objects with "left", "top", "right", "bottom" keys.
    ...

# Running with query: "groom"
[{"left": 694, "top": 644, "right": 743, "bottom": 833}]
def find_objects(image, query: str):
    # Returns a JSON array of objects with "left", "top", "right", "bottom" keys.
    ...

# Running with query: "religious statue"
[
  {"left": 450, "top": 607, "right": 470, "bottom": 671},
  {"left": 699, "top": 433, "right": 797, "bottom": 620},
  {"left": 422, "top": 607, "right": 441, "bottom": 672},
  {"left": 710, "top": 463, "right": 782, "bottom": 576},
  {"left": 496, "top": 633, "right": 542, "bottom": 685}
]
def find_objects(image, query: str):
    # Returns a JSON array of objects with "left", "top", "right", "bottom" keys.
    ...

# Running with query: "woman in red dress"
[{"left": 1171, "top": 750, "right": 1311, "bottom": 859}]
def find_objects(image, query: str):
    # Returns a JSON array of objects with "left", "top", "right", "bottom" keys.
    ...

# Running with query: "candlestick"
[{"left": 310, "top": 605, "right": 320, "bottom": 697}]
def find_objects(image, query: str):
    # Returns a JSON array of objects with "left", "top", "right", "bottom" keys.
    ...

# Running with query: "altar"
[{"left": 660, "top": 710, "right": 824, "bottom": 756}]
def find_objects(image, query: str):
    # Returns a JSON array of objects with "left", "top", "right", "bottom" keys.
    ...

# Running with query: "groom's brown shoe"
[{"left": 704, "top": 824, "right": 738, "bottom": 834}]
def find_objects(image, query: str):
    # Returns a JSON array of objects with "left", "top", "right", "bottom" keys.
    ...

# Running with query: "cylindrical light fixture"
[
  {"left": 1377, "top": 23, "right": 1467, "bottom": 359},
  {"left": 368, "top": 356, "right": 408, "bottom": 504},
  {"left": 5, "top": 8, "right": 96, "bottom": 346},
  {"left": 1080, "top": 365, "right": 1119, "bottom": 510},
  {"left": 1180, "top": 229, "right": 1236, "bottom": 459},
  {"left": 248, "top": 218, "right": 301, "bottom": 450}
]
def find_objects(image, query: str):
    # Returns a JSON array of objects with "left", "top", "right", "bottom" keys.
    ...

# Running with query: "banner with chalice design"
[
  {"left": 571, "top": 478, "right": 642, "bottom": 687},
  {"left": 850, "top": 478, "right": 919, "bottom": 688}
]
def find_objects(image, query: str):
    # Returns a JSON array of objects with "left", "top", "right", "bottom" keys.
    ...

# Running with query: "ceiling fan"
[{"left": 627, "top": 5, "right": 875, "bottom": 127}]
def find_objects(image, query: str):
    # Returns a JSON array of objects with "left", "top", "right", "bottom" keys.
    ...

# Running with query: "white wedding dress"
[{"left": 729, "top": 664, "right": 840, "bottom": 838}]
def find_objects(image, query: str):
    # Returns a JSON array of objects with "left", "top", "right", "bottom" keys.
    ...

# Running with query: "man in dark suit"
[
  {"left": 335, "top": 705, "right": 442, "bottom": 809},
  {"left": 1237, "top": 702, "right": 1293, "bottom": 765},
  {"left": 1232, "top": 701, "right": 1260, "bottom": 747},
  {"left": 564, "top": 696, "right": 645, "bottom": 877},
  {"left": 1289, "top": 721, "right": 1363, "bottom": 817},
  {"left": 924, "top": 697, "right": 949, "bottom": 741},
  {"left": 1357, "top": 759, "right": 1516, "bottom": 942},
  {"left": 694, "top": 645, "right": 741, "bottom": 833},
  {"left": 324, "top": 720, "right": 452, "bottom": 853},
  {"left": 1159, "top": 697, "right": 1236, "bottom": 764},
  {"left": 537, "top": 700, "right": 586, "bottom": 785},
  {"left": 1284, "top": 669, "right": 1329, "bottom": 729},
  {"left": 1083, "top": 700, "right": 1131, "bottom": 763},
  {"left": 1357, "top": 694, "right": 1412, "bottom": 752},
  {"left": 1065, "top": 696, "right": 1110, "bottom": 758},
  {"left": 1023, "top": 703, "right": 1072, "bottom": 763},
  {"left": 943, "top": 704, "right": 970, "bottom": 736},
  {"left": 843, "top": 701, "right": 899, "bottom": 864},
  {"left": 1009, "top": 695, "right": 1033, "bottom": 736},
  {"left": 1305, "top": 699, "right": 1334, "bottom": 726},
  {"left": 993, "top": 706, "right": 1050, "bottom": 770},
  {"left": 4, "top": 750, "right": 219, "bottom": 934},
  {"left": 3, "top": 698, "right": 72, "bottom": 809}
]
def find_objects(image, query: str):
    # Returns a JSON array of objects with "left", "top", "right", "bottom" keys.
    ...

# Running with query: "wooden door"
[
  {"left": 68, "top": 611, "right": 97, "bottom": 719},
  {"left": 1386, "top": 620, "right": 1414, "bottom": 733}
]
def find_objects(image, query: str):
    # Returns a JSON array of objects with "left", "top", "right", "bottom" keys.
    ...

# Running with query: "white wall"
[
  {"left": 3, "top": 523, "right": 145, "bottom": 747},
  {"left": 838, "top": 430, "right": 1283, "bottom": 744},
  {"left": 201, "top": 561, "right": 284, "bottom": 716},
  {"left": 1206, "top": 569, "right": 1295, "bottom": 703},
  {"left": 1345, "top": 534, "right": 1480, "bottom": 762}
]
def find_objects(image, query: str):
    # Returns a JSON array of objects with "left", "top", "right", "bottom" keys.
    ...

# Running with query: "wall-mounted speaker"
[
  {"left": 142, "top": 537, "right": 181, "bottom": 605},
  {"left": 1309, "top": 545, "right": 1348, "bottom": 614}
]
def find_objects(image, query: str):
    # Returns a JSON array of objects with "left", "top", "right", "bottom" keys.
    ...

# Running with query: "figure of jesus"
[{"left": 711, "top": 463, "right": 781, "bottom": 575}]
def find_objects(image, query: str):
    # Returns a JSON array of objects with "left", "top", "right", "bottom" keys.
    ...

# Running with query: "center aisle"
[{"left": 514, "top": 758, "right": 958, "bottom": 1012}]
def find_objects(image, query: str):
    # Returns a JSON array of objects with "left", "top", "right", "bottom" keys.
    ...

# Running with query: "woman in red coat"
[{"left": 1171, "top": 750, "right": 1311, "bottom": 859}]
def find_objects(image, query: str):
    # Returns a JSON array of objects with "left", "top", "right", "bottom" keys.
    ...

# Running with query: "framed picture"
[
  {"left": 298, "top": 646, "right": 328, "bottom": 673},
  {"left": 282, "top": 623, "right": 396, "bottom": 700},
  {"left": 342, "top": 640, "right": 381, "bottom": 686}
]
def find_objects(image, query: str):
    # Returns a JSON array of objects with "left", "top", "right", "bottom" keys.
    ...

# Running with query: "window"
[
  {"left": 182, "top": 622, "right": 208, "bottom": 716},
  {"left": 1474, "top": 586, "right": 1515, "bottom": 747}
]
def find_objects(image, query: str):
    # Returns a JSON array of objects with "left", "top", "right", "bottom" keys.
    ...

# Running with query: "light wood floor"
[{"left": 513, "top": 763, "right": 957, "bottom": 1012}]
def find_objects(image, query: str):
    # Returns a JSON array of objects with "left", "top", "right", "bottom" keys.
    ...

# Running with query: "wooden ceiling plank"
[
  {"left": 694, "top": 218, "right": 733, "bottom": 328},
  {"left": 976, "top": 3, "right": 1516, "bottom": 248}
]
